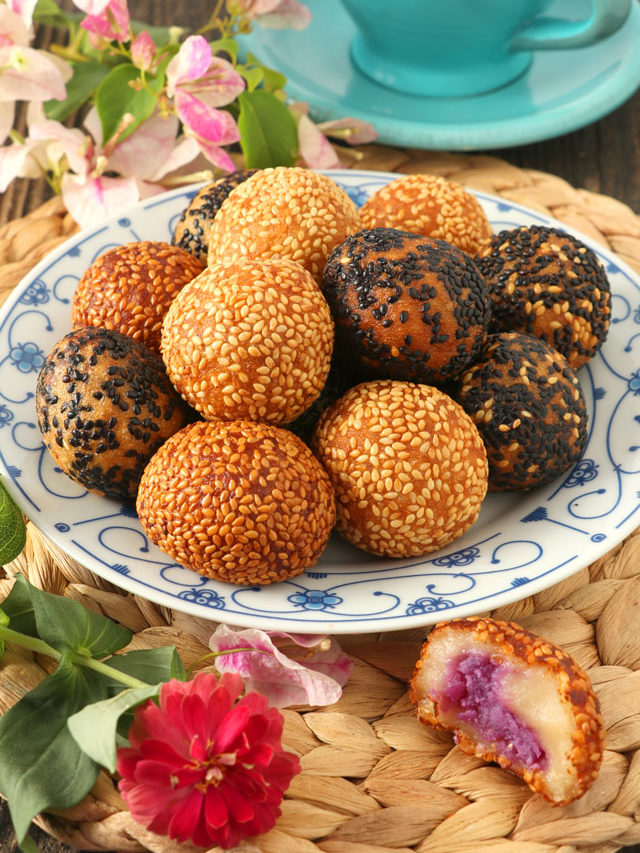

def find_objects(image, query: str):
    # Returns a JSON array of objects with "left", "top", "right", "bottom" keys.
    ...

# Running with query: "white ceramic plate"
[{"left": 1, "top": 170, "right": 638, "bottom": 634}]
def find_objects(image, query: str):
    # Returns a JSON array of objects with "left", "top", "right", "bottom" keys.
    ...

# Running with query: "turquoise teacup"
[{"left": 339, "top": 0, "right": 632, "bottom": 96}]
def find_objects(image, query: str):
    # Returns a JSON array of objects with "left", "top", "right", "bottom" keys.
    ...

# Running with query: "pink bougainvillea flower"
[
  {"left": 0, "top": 45, "right": 67, "bottom": 103},
  {"left": 229, "top": 0, "right": 312, "bottom": 29},
  {"left": 317, "top": 115, "right": 378, "bottom": 146},
  {"left": 130, "top": 29, "right": 156, "bottom": 72},
  {"left": 209, "top": 624, "right": 353, "bottom": 708},
  {"left": 80, "top": 0, "right": 130, "bottom": 44},
  {"left": 0, "top": 5, "right": 30, "bottom": 47},
  {"left": 116, "top": 671, "right": 300, "bottom": 849},
  {"left": 107, "top": 112, "right": 201, "bottom": 183},
  {"left": 166, "top": 36, "right": 244, "bottom": 171},
  {"left": 5, "top": 0, "right": 38, "bottom": 30}
]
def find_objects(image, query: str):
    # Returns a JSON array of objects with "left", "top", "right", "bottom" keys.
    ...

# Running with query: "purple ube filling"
[{"left": 439, "top": 652, "right": 547, "bottom": 770}]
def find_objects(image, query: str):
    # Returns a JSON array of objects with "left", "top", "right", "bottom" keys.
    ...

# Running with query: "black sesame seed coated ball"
[
  {"left": 322, "top": 228, "right": 492, "bottom": 386},
  {"left": 474, "top": 225, "right": 611, "bottom": 369},
  {"left": 454, "top": 331, "right": 588, "bottom": 491},
  {"left": 36, "top": 327, "right": 194, "bottom": 501},
  {"left": 172, "top": 169, "right": 258, "bottom": 263}
]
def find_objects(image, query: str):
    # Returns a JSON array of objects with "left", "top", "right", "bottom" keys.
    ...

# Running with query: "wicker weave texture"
[{"left": 1, "top": 150, "right": 640, "bottom": 853}]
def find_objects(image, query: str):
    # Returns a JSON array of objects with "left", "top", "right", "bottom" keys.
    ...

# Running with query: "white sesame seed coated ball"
[
  {"left": 161, "top": 258, "right": 334, "bottom": 424},
  {"left": 136, "top": 419, "right": 336, "bottom": 585},
  {"left": 207, "top": 166, "right": 362, "bottom": 282},
  {"left": 358, "top": 173, "right": 493, "bottom": 256},
  {"left": 312, "top": 380, "right": 488, "bottom": 558}
]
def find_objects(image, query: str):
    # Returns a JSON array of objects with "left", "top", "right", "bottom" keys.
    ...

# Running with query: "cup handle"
[{"left": 511, "top": 0, "right": 631, "bottom": 51}]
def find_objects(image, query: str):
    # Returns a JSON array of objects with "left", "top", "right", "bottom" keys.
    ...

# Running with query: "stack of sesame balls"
[{"left": 36, "top": 167, "right": 612, "bottom": 586}]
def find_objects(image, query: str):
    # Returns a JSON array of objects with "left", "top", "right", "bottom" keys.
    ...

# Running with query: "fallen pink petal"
[
  {"left": 318, "top": 115, "right": 378, "bottom": 145},
  {"left": 208, "top": 624, "right": 353, "bottom": 708},
  {"left": 296, "top": 112, "right": 341, "bottom": 169}
]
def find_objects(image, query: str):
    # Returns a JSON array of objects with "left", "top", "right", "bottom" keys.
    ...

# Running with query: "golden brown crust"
[
  {"left": 312, "top": 380, "right": 488, "bottom": 558},
  {"left": 160, "top": 258, "right": 334, "bottom": 425},
  {"left": 409, "top": 617, "right": 605, "bottom": 805},
  {"left": 358, "top": 173, "right": 493, "bottom": 255},
  {"left": 207, "top": 167, "right": 361, "bottom": 281},
  {"left": 71, "top": 241, "right": 204, "bottom": 353},
  {"left": 136, "top": 419, "right": 336, "bottom": 585}
]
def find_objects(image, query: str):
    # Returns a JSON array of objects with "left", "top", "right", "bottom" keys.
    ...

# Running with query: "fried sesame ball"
[
  {"left": 172, "top": 169, "right": 258, "bottom": 263},
  {"left": 71, "top": 241, "right": 204, "bottom": 354},
  {"left": 410, "top": 617, "right": 605, "bottom": 805},
  {"left": 136, "top": 419, "right": 336, "bottom": 585},
  {"left": 207, "top": 166, "right": 361, "bottom": 281},
  {"left": 36, "top": 327, "right": 193, "bottom": 502},
  {"left": 322, "top": 228, "right": 492, "bottom": 385},
  {"left": 312, "top": 380, "right": 488, "bottom": 558},
  {"left": 161, "top": 258, "right": 334, "bottom": 424},
  {"left": 358, "top": 173, "right": 493, "bottom": 255},
  {"left": 455, "top": 332, "right": 588, "bottom": 491},
  {"left": 474, "top": 225, "right": 611, "bottom": 369}
]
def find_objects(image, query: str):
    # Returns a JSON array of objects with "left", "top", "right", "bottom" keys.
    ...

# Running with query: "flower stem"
[
  {"left": 69, "top": 653, "right": 148, "bottom": 689},
  {"left": 0, "top": 625, "right": 61, "bottom": 660}
]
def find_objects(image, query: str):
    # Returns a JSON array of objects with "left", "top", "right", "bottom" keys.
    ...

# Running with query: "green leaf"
[
  {"left": 261, "top": 66, "right": 287, "bottom": 93},
  {"left": 0, "top": 575, "right": 37, "bottom": 638},
  {"left": 33, "top": 0, "right": 79, "bottom": 28},
  {"left": 45, "top": 61, "right": 110, "bottom": 122},
  {"left": 237, "top": 89, "right": 298, "bottom": 169},
  {"left": 0, "top": 479, "right": 26, "bottom": 565},
  {"left": 105, "top": 646, "right": 187, "bottom": 690},
  {"left": 26, "top": 580, "right": 131, "bottom": 658},
  {"left": 68, "top": 683, "right": 159, "bottom": 772},
  {"left": 208, "top": 37, "right": 238, "bottom": 62},
  {"left": 0, "top": 659, "right": 105, "bottom": 845},
  {"left": 95, "top": 63, "right": 164, "bottom": 145},
  {"left": 240, "top": 65, "right": 264, "bottom": 92}
]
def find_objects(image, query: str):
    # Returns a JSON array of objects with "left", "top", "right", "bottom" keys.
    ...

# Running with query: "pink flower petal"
[
  {"left": 0, "top": 6, "right": 30, "bottom": 47},
  {"left": 175, "top": 91, "right": 240, "bottom": 146},
  {"left": 131, "top": 29, "right": 155, "bottom": 71},
  {"left": 256, "top": 0, "right": 312, "bottom": 29},
  {"left": 0, "top": 137, "right": 40, "bottom": 191},
  {"left": 318, "top": 115, "right": 378, "bottom": 145},
  {"left": 296, "top": 113, "right": 341, "bottom": 169},
  {"left": 0, "top": 46, "right": 67, "bottom": 101},
  {"left": 166, "top": 35, "right": 212, "bottom": 92},
  {"left": 106, "top": 113, "right": 180, "bottom": 180},
  {"left": 208, "top": 624, "right": 352, "bottom": 708},
  {"left": 61, "top": 172, "right": 139, "bottom": 229},
  {"left": 5, "top": 0, "right": 38, "bottom": 31},
  {"left": 28, "top": 119, "right": 89, "bottom": 176},
  {"left": 81, "top": 0, "right": 130, "bottom": 43},
  {"left": 71, "top": 0, "right": 111, "bottom": 13}
]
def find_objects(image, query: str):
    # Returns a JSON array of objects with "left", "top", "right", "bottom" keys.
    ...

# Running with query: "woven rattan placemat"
[{"left": 1, "top": 149, "right": 640, "bottom": 853}]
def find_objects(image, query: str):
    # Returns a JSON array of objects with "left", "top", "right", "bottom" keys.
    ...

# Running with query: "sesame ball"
[
  {"left": 474, "top": 225, "right": 611, "bottom": 369},
  {"left": 172, "top": 169, "right": 258, "bottom": 263},
  {"left": 455, "top": 332, "right": 588, "bottom": 491},
  {"left": 71, "top": 241, "right": 204, "bottom": 354},
  {"left": 207, "top": 166, "right": 361, "bottom": 281},
  {"left": 312, "top": 380, "right": 488, "bottom": 558},
  {"left": 136, "top": 419, "right": 336, "bottom": 585},
  {"left": 161, "top": 258, "right": 334, "bottom": 424},
  {"left": 322, "top": 228, "right": 492, "bottom": 385},
  {"left": 36, "top": 327, "right": 194, "bottom": 501},
  {"left": 358, "top": 173, "right": 493, "bottom": 255},
  {"left": 410, "top": 617, "right": 604, "bottom": 805}
]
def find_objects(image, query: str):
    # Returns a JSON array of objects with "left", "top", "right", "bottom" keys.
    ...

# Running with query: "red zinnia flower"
[{"left": 116, "top": 671, "right": 301, "bottom": 849}]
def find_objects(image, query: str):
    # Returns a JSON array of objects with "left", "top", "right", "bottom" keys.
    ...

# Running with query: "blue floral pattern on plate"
[{"left": 1, "top": 169, "right": 639, "bottom": 633}]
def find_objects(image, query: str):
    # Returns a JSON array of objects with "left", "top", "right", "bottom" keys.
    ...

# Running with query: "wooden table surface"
[{"left": 1, "top": 2, "right": 639, "bottom": 850}]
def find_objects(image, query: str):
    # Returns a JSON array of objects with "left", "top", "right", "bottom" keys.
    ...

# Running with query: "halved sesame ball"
[
  {"left": 474, "top": 225, "right": 611, "bottom": 368},
  {"left": 161, "top": 258, "right": 334, "bottom": 424},
  {"left": 455, "top": 332, "right": 588, "bottom": 491},
  {"left": 136, "top": 419, "right": 336, "bottom": 585},
  {"left": 36, "top": 327, "right": 194, "bottom": 501},
  {"left": 312, "top": 380, "right": 488, "bottom": 558},
  {"left": 358, "top": 173, "right": 493, "bottom": 255},
  {"left": 72, "top": 241, "right": 204, "bottom": 353},
  {"left": 410, "top": 617, "right": 605, "bottom": 805},
  {"left": 172, "top": 169, "right": 258, "bottom": 264},
  {"left": 207, "top": 166, "right": 361, "bottom": 281}
]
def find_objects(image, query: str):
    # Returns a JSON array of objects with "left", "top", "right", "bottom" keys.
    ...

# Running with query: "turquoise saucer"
[{"left": 238, "top": 0, "right": 640, "bottom": 149}]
